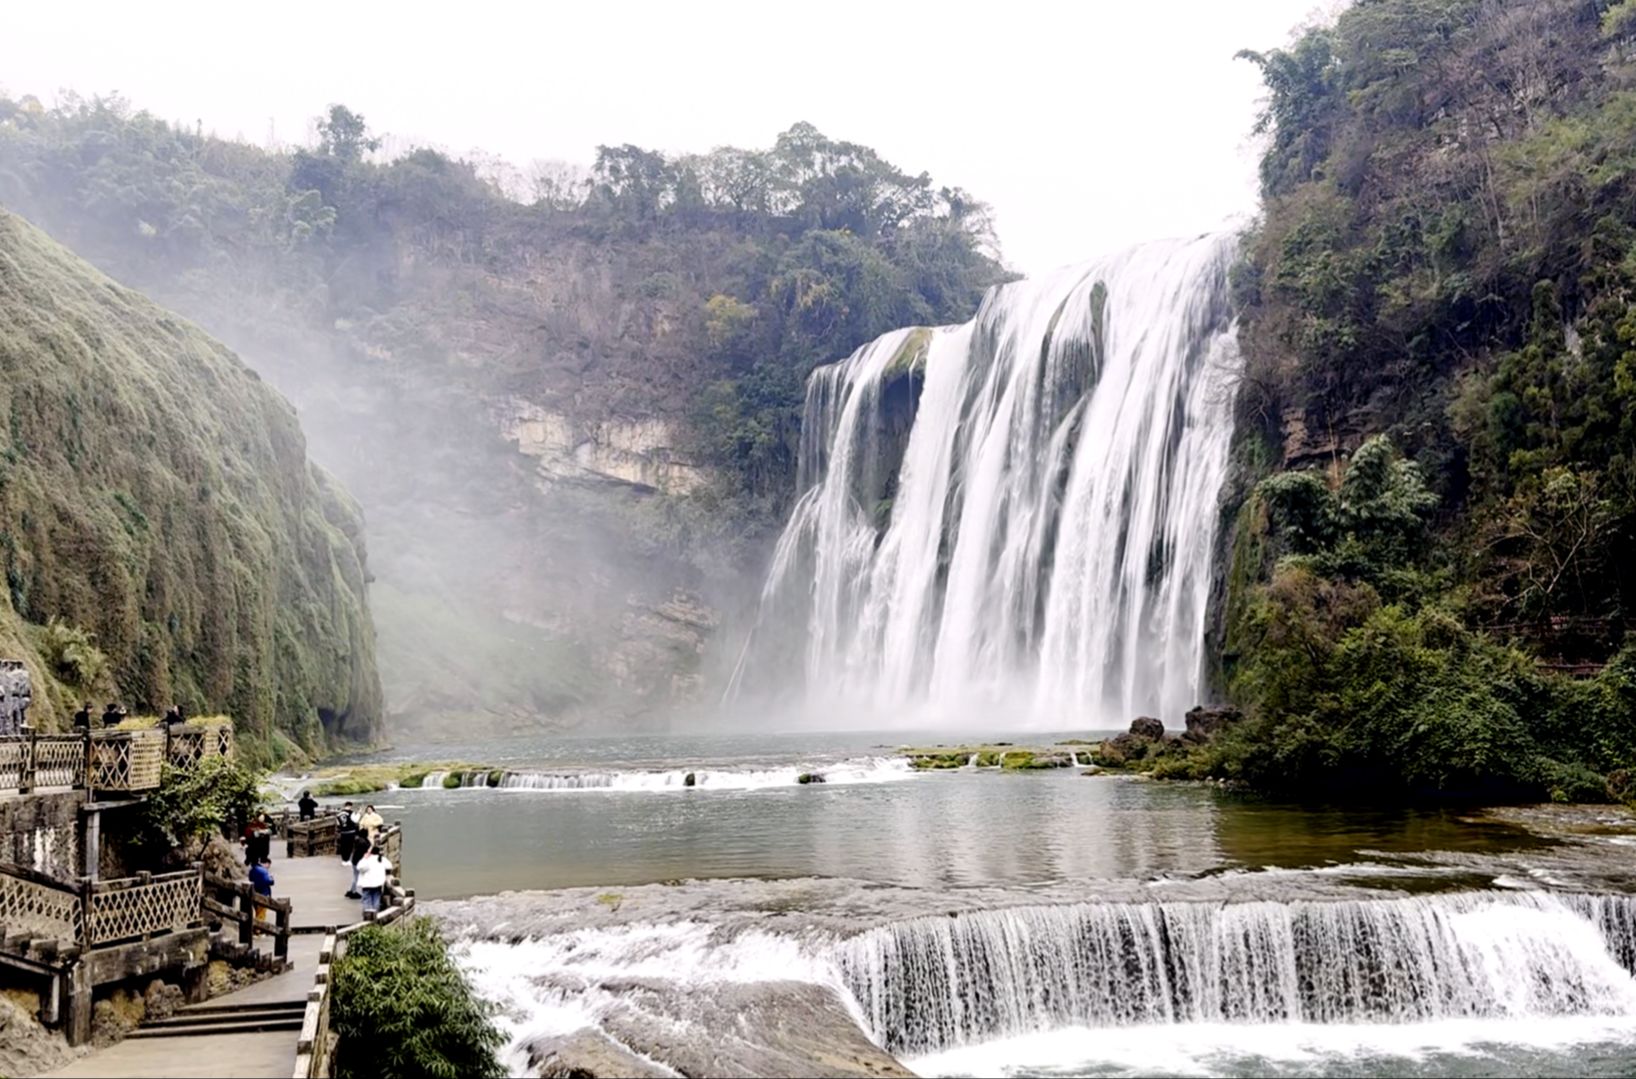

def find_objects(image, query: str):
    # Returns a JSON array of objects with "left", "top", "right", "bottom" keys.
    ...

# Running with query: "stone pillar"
[{"left": 82, "top": 806, "right": 100, "bottom": 882}]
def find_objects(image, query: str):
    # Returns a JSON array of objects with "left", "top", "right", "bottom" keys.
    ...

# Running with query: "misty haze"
[{"left": 4, "top": 2, "right": 1636, "bottom": 1077}]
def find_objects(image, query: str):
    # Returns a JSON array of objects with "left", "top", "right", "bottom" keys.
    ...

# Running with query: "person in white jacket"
[{"left": 356, "top": 844, "right": 393, "bottom": 915}]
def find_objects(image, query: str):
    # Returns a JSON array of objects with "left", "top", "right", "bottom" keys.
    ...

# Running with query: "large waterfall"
[
  {"left": 833, "top": 892, "right": 1636, "bottom": 1056},
  {"left": 734, "top": 232, "right": 1242, "bottom": 725}
]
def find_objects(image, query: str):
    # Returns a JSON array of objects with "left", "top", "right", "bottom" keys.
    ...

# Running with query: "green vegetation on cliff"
[
  {"left": 1212, "top": 0, "right": 1636, "bottom": 800},
  {"left": 0, "top": 97, "right": 1004, "bottom": 729},
  {"left": 0, "top": 209, "right": 381, "bottom": 753}
]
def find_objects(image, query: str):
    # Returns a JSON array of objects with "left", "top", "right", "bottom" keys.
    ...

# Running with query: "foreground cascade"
[{"left": 732, "top": 233, "right": 1240, "bottom": 724}]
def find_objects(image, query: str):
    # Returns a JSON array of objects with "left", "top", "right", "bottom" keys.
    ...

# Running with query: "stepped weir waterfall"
[{"left": 731, "top": 232, "right": 1242, "bottom": 725}]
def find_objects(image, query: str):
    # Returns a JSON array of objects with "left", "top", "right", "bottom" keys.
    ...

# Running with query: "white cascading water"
[
  {"left": 493, "top": 757, "right": 910, "bottom": 792},
  {"left": 417, "top": 770, "right": 489, "bottom": 789},
  {"left": 450, "top": 890, "right": 1636, "bottom": 1071},
  {"left": 732, "top": 232, "right": 1241, "bottom": 725},
  {"left": 832, "top": 892, "right": 1636, "bottom": 1056}
]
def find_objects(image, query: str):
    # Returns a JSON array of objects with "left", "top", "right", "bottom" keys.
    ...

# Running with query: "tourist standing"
[
  {"left": 248, "top": 856, "right": 275, "bottom": 922},
  {"left": 355, "top": 844, "right": 392, "bottom": 916},
  {"left": 337, "top": 802, "right": 358, "bottom": 862},
  {"left": 347, "top": 827, "right": 368, "bottom": 900},
  {"left": 297, "top": 790, "right": 318, "bottom": 821},
  {"left": 356, "top": 804, "right": 384, "bottom": 847},
  {"left": 244, "top": 812, "right": 272, "bottom": 865}
]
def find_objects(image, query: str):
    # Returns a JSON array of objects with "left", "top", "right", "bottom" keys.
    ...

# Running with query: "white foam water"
[
  {"left": 907, "top": 1016, "right": 1636, "bottom": 1078},
  {"left": 494, "top": 756, "right": 913, "bottom": 792},
  {"left": 417, "top": 770, "right": 488, "bottom": 789}
]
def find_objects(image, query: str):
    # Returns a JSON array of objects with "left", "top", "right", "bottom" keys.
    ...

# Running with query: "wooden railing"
[
  {"left": 84, "top": 866, "right": 203, "bottom": 946},
  {"left": 0, "top": 725, "right": 234, "bottom": 794},
  {"left": 204, "top": 873, "right": 291, "bottom": 966},
  {"left": 0, "top": 861, "right": 204, "bottom": 950},
  {"left": 0, "top": 862, "right": 84, "bottom": 945},
  {"left": 285, "top": 815, "right": 339, "bottom": 858},
  {"left": 380, "top": 823, "right": 403, "bottom": 880},
  {"left": 293, "top": 877, "right": 417, "bottom": 1079}
]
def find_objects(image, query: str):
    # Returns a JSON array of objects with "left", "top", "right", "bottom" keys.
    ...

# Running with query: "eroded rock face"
[
  {"left": 604, "top": 591, "right": 718, "bottom": 706},
  {"left": 593, "top": 979, "right": 913, "bottom": 1079},
  {"left": 527, "top": 1029, "right": 672, "bottom": 1079},
  {"left": 0, "top": 990, "right": 82, "bottom": 1077},
  {"left": 504, "top": 400, "right": 710, "bottom": 495}
]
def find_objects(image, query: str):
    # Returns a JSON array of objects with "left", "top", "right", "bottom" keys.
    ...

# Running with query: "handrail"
[{"left": 203, "top": 872, "right": 292, "bottom": 965}]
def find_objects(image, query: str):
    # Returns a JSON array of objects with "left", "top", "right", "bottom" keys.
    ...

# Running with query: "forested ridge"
[
  {"left": 0, "top": 95, "right": 1004, "bottom": 731},
  {"left": 1184, "top": 0, "right": 1636, "bottom": 801}
]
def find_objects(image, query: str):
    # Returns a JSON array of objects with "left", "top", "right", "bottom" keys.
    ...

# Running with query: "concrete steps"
[{"left": 129, "top": 1000, "right": 304, "bottom": 1039}]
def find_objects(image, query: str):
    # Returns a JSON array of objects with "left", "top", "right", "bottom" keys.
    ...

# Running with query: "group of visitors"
[
  {"left": 70, "top": 702, "right": 127, "bottom": 728},
  {"left": 336, "top": 800, "right": 392, "bottom": 914},
  {"left": 228, "top": 793, "right": 398, "bottom": 925}
]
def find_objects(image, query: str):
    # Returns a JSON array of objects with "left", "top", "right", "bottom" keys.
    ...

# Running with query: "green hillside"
[{"left": 0, "top": 209, "right": 381, "bottom": 756}]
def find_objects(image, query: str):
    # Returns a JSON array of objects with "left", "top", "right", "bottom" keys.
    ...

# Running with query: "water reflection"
[{"left": 381, "top": 769, "right": 1542, "bottom": 901}]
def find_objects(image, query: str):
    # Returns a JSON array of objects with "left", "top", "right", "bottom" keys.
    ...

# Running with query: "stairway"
[{"left": 129, "top": 1000, "right": 305, "bottom": 1039}]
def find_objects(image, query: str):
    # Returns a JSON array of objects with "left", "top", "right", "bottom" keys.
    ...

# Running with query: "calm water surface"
[{"left": 345, "top": 730, "right": 1543, "bottom": 900}]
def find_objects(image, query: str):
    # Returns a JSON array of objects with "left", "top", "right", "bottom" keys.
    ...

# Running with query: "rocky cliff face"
[
  {"left": 502, "top": 401, "right": 709, "bottom": 494},
  {"left": 0, "top": 210, "right": 382, "bottom": 750}
]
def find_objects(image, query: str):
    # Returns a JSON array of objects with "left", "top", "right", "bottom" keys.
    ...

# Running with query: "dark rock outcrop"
[
  {"left": 1183, "top": 705, "right": 1243, "bottom": 744},
  {"left": 1128, "top": 716, "right": 1166, "bottom": 741}
]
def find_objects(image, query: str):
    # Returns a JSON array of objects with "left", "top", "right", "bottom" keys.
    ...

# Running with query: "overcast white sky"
[{"left": 4, "top": 0, "right": 1328, "bottom": 275}]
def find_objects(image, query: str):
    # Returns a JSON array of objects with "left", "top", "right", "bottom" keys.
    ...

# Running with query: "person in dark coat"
[
  {"left": 337, "top": 801, "right": 358, "bottom": 863},
  {"left": 244, "top": 812, "right": 272, "bottom": 865},
  {"left": 297, "top": 790, "right": 318, "bottom": 821},
  {"left": 73, "top": 703, "right": 91, "bottom": 730}
]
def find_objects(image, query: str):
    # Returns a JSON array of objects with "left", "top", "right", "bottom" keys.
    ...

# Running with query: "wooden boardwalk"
[{"left": 40, "top": 856, "right": 366, "bottom": 1079}]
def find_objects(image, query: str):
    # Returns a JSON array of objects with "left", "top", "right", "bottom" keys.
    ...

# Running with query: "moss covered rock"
[{"left": 0, "top": 211, "right": 381, "bottom": 754}]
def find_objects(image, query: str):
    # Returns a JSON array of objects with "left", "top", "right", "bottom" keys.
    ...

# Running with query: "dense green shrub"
[
  {"left": 119, "top": 755, "right": 265, "bottom": 863},
  {"left": 331, "top": 918, "right": 505, "bottom": 1079}
]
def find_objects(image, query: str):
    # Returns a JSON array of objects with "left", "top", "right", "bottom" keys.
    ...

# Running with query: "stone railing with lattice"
[
  {"left": 88, "top": 729, "right": 165, "bottom": 792},
  {"left": 33, "top": 735, "right": 85, "bottom": 788},
  {"left": 0, "top": 861, "right": 84, "bottom": 945},
  {"left": 0, "top": 737, "right": 26, "bottom": 791},
  {"left": 165, "top": 724, "right": 235, "bottom": 769},
  {"left": 84, "top": 867, "right": 202, "bottom": 946}
]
